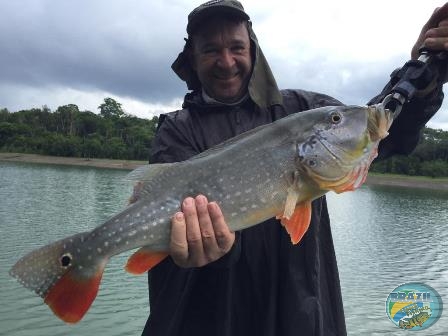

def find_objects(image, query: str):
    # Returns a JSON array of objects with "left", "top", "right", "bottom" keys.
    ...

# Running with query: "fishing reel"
[{"left": 382, "top": 49, "right": 447, "bottom": 118}]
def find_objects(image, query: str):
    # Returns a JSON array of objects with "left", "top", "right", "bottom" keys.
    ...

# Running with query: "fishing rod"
[{"left": 381, "top": 49, "right": 447, "bottom": 118}]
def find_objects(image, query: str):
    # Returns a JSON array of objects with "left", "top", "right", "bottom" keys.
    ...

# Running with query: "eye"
[
  {"left": 330, "top": 112, "right": 342, "bottom": 124},
  {"left": 60, "top": 253, "right": 73, "bottom": 268},
  {"left": 307, "top": 159, "right": 317, "bottom": 167}
]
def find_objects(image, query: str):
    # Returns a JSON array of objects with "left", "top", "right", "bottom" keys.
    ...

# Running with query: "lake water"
[{"left": 0, "top": 162, "right": 447, "bottom": 335}]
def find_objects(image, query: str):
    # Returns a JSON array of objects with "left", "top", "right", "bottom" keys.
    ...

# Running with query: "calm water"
[{"left": 0, "top": 162, "right": 447, "bottom": 335}]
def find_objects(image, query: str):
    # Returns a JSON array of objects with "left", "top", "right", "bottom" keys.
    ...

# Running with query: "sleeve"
[
  {"left": 149, "top": 111, "right": 242, "bottom": 268},
  {"left": 368, "top": 69, "right": 444, "bottom": 160},
  {"left": 150, "top": 112, "right": 200, "bottom": 164}
]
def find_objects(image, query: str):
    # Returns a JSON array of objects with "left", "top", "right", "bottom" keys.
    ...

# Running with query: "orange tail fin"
[
  {"left": 125, "top": 247, "right": 168, "bottom": 274},
  {"left": 44, "top": 264, "right": 105, "bottom": 323},
  {"left": 9, "top": 232, "right": 107, "bottom": 324}
]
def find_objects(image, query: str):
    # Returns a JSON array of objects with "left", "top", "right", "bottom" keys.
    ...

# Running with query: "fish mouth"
[{"left": 367, "top": 104, "right": 393, "bottom": 142}]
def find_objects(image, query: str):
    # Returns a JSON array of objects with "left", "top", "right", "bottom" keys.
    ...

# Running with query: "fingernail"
[
  {"left": 175, "top": 212, "right": 184, "bottom": 221},
  {"left": 183, "top": 197, "right": 193, "bottom": 207},
  {"left": 196, "top": 195, "right": 207, "bottom": 205}
]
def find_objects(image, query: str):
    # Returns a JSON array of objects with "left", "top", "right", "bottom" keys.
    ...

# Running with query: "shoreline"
[
  {"left": 0, "top": 152, "right": 146, "bottom": 170},
  {"left": 1, "top": 152, "right": 447, "bottom": 191}
]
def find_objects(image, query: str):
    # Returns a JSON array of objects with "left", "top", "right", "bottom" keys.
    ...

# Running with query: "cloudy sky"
[{"left": 1, "top": 0, "right": 448, "bottom": 130}]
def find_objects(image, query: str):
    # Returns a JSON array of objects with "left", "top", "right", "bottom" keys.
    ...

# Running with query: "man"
[{"left": 143, "top": 1, "right": 448, "bottom": 335}]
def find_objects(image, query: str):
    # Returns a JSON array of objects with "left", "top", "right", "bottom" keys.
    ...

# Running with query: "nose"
[{"left": 216, "top": 49, "right": 235, "bottom": 69}]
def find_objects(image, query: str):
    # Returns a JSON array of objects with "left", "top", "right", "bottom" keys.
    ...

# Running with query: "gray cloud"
[
  {"left": 0, "top": 0, "right": 189, "bottom": 104},
  {"left": 0, "top": 0, "right": 447, "bottom": 130}
]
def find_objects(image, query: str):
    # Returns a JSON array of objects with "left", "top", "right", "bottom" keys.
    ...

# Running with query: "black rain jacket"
[{"left": 142, "top": 85, "right": 443, "bottom": 336}]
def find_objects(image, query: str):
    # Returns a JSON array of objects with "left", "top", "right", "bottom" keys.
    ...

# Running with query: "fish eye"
[
  {"left": 60, "top": 253, "right": 73, "bottom": 268},
  {"left": 307, "top": 159, "right": 317, "bottom": 167},
  {"left": 330, "top": 112, "right": 342, "bottom": 124}
]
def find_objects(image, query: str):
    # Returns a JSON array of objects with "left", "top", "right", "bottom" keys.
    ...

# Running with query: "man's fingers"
[
  {"left": 170, "top": 212, "right": 189, "bottom": 265},
  {"left": 170, "top": 196, "right": 235, "bottom": 268},
  {"left": 208, "top": 202, "right": 235, "bottom": 252},
  {"left": 182, "top": 197, "right": 204, "bottom": 263},
  {"left": 195, "top": 195, "right": 219, "bottom": 259},
  {"left": 424, "top": 4, "right": 448, "bottom": 30}
]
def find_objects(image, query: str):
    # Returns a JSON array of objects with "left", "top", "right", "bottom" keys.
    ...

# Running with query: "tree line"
[
  {"left": 0, "top": 98, "right": 447, "bottom": 177},
  {"left": 370, "top": 127, "right": 448, "bottom": 177},
  {"left": 0, "top": 98, "right": 158, "bottom": 161}
]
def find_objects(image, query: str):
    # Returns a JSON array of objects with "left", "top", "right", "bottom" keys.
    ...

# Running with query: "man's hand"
[
  {"left": 412, "top": 3, "right": 448, "bottom": 60},
  {"left": 169, "top": 195, "right": 235, "bottom": 268}
]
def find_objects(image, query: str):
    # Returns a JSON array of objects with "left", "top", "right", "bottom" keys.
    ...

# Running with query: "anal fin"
[
  {"left": 278, "top": 201, "right": 312, "bottom": 244},
  {"left": 125, "top": 246, "right": 168, "bottom": 275}
]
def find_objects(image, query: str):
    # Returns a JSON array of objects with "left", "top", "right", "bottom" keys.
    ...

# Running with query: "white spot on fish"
[
  {"left": 231, "top": 212, "right": 238, "bottom": 217},
  {"left": 97, "top": 247, "right": 102, "bottom": 253},
  {"left": 104, "top": 241, "right": 109, "bottom": 247},
  {"left": 235, "top": 191, "right": 242, "bottom": 197},
  {"left": 251, "top": 204, "right": 258, "bottom": 209},
  {"left": 115, "top": 237, "right": 122, "bottom": 243},
  {"left": 128, "top": 230, "right": 137, "bottom": 237},
  {"left": 240, "top": 207, "right": 248, "bottom": 212},
  {"left": 245, "top": 188, "right": 252, "bottom": 193}
]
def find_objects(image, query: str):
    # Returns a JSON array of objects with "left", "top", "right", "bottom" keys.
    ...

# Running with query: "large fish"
[{"left": 10, "top": 104, "right": 392, "bottom": 323}]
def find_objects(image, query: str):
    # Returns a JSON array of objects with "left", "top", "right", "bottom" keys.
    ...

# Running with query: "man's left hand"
[{"left": 412, "top": 3, "right": 448, "bottom": 60}]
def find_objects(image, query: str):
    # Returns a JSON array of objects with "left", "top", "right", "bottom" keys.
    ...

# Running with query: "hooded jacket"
[
  {"left": 143, "top": 6, "right": 443, "bottom": 334},
  {"left": 141, "top": 86, "right": 442, "bottom": 336}
]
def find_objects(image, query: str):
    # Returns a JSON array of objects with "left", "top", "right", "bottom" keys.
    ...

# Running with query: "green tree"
[{"left": 98, "top": 98, "right": 125, "bottom": 118}]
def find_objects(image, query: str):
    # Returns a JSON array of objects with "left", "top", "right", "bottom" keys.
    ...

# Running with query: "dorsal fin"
[{"left": 125, "top": 163, "right": 176, "bottom": 182}]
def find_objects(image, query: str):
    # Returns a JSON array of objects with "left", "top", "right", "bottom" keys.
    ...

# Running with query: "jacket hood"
[{"left": 171, "top": 22, "right": 283, "bottom": 109}]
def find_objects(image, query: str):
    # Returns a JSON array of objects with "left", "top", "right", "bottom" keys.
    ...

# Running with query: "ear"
[{"left": 186, "top": 42, "right": 197, "bottom": 71}]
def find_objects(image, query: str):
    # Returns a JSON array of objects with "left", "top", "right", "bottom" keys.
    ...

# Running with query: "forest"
[
  {"left": 0, "top": 98, "right": 447, "bottom": 177},
  {"left": 0, "top": 98, "right": 158, "bottom": 161},
  {"left": 370, "top": 127, "right": 448, "bottom": 177}
]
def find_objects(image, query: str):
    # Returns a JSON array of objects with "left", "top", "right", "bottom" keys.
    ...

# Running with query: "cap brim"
[{"left": 187, "top": 6, "right": 250, "bottom": 35}]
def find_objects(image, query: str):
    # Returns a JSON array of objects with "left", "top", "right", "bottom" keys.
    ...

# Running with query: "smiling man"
[
  {"left": 142, "top": 1, "right": 448, "bottom": 335},
  {"left": 191, "top": 16, "right": 252, "bottom": 103}
]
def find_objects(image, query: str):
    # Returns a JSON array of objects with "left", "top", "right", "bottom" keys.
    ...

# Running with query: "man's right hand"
[{"left": 169, "top": 195, "right": 235, "bottom": 268}]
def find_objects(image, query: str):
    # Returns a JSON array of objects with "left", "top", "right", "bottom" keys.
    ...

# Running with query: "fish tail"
[{"left": 9, "top": 232, "right": 107, "bottom": 323}]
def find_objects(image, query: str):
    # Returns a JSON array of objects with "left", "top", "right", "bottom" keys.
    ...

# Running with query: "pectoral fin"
[
  {"left": 283, "top": 185, "right": 300, "bottom": 219},
  {"left": 278, "top": 201, "right": 312, "bottom": 244},
  {"left": 125, "top": 247, "right": 168, "bottom": 274}
]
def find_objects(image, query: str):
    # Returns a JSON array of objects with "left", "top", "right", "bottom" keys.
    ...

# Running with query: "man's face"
[{"left": 191, "top": 18, "right": 252, "bottom": 103}]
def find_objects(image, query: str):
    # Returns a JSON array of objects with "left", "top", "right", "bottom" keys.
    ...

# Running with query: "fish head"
[{"left": 296, "top": 104, "right": 393, "bottom": 193}]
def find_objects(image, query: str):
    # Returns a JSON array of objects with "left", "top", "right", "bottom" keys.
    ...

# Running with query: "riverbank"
[
  {"left": 1, "top": 152, "right": 447, "bottom": 191},
  {"left": 0, "top": 152, "right": 146, "bottom": 170}
]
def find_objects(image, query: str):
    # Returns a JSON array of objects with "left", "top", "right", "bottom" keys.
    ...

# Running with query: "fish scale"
[{"left": 9, "top": 103, "right": 393, "bottom": 323}]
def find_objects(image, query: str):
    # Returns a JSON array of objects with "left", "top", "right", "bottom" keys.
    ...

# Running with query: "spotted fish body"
[{"left": 10, "top": 104, "right": 393, "bottom": 323}]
